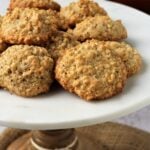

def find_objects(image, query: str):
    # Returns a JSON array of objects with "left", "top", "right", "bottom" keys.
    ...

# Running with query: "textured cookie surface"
[
  {"left": 0, "top": 15, "right": 8, "bottom": 53},
  {"left": 47, "top": 31, "right": 80, "bottom": 61},
  {"left": 0, "top": 45, "right": 54, "bottom": 97},
  {"left": 99, "top": 41, "right": 142, "bottom": 77},
  {"left": 72, "top": 16, "right": 127, "bottom": 41},
  {"left": 55, "top": 40, "right": 127, "bottom": 101},
  {"left": 1, "top": 8, "right": 58, "bottom": 45},
  {"left": 0, "top": 15, "right": 2, "bottom": 24},
  {"left": 60, "top": 0, "right": 107, "bottom": 27},
  {"left": 9, "top": 0, "right": 61, "bottom": 11}
]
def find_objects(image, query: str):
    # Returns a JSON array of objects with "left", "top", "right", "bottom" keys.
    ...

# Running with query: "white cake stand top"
[{"left": 0, "top": 0, "right": 150, "bottom": 130}]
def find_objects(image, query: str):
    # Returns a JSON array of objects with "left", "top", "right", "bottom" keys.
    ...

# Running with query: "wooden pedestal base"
[
  {"left": 7, "top": 129, "right": 103, "bottom": 150},
  {"left": 1, "top": 122, "right": 150, "bottom": 150}
]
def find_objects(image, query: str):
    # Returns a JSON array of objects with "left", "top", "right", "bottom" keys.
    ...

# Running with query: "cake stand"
[{"left": 0, "top": 0, "right": 150, "bottom": 149}]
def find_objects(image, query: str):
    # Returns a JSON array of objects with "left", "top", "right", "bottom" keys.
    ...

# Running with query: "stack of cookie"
[
  {"left": 0, "top": 0, "right": 142, "bottom": 101},
  {"left": 0, "top": 15, "right": 8, "bottom": 53}
]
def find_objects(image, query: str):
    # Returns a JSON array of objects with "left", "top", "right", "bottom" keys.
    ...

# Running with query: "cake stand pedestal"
[{"left": 1, "top": 122, "right": 150, "bottom": 150}]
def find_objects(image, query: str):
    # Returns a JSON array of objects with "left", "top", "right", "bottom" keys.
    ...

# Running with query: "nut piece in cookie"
[
  {"left": 47, "top": 31, "right": 80, "bottom": 61},
  {"left": 55, "top": 40, "right": 127, "bottom": 101},
  {"left": 0, "top": 45, "right": 54, "bottom": 97},
  {"left": 0, "top": 15, "right": 8, "bottom": 53},
  {"left": 1, "top": 8, "right": 58, "bottom": 45},
  {"left": 100, "top": 41, "right": 142, "bottom": 77},
  {"left": 72, "top": 16, "right": 127, "bottom": 41},
  {"left": 9, "top": 0, "right": 61, "bottom": 11},
  {"left": 60, "top": 0, "right": 107, "bottom": 27}
]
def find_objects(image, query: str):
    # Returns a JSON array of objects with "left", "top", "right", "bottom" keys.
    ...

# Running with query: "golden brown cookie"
[
  {"left": 55, "top": 40, "right": 127, "bottom": 101},
  {"left": 1, "top": 8, "right": 58, "bottom": 45},
  {"left": 0, "top": 45, "right": 54, "bottom": 97},
  {"left": 0, "top": 15, "right": 8, "bottom": 53},
  {"left": 100, "top": 41, "right": 142, "bottom": 77},
  {"left": 47, "top": 31, "right": 80, "bottom": 61},
  {"left": 9, "top": 0, "right": 61, "bottom": 11},
  {"left": 0, "top": 15, "right": 2, "bottom": 24},
  {"left": 60, "top": 0, "right": 107, "bottom": 27},
  {"left": 71, "top": 16, "right": 127, "bottom": 41},
  {"left": 58, "top": 15, "right": 70, "bottom": 31}
]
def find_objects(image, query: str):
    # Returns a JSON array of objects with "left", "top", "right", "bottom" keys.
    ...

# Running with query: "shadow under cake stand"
[{"left": 0, "top": 0, "right": 150, "bottom": 149}]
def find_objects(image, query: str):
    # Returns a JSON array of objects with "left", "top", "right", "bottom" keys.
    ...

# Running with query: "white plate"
[{"left": 0, "top": 0, "right": 150, "bottom": 130}]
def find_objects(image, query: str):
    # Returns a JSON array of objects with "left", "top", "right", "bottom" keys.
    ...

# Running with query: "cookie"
[
  {"left": 55, "top": 40, "right": 127, "bottom": 101},
  {"left": 47, "top": 31, "right": 80, "bottom": 61},
  {"left": 60, "top": 0, "right": 107, "bottom": 27},
  {"left": 72, "top": 16, "right": 127, "bottom": 41},
  {"left": 0, "top": 15, "right": 8, "bottom": 53},
  {"left": 100, "top": 41, "right": 142, "bottom": 77},
  {"left": 0, "top": 45, "right": 54, "bottom": 97},
  {"left": 0, "top": 15, "right": 2, "bottom": 24},
  {"left": 1, "top": 8, "right": 58, "bottom": 45},
  {"left": 9, "top": 0, "right": 61, "bottom": 11}
]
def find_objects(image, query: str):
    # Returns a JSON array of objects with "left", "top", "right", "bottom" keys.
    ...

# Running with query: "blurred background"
[{"left": 110, "top": 0, "right": 150, "bottom": 14}]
